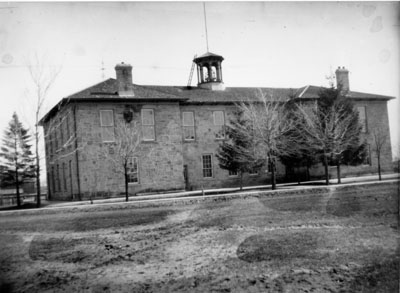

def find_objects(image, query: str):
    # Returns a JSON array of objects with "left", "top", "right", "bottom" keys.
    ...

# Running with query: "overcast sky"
[{"left": 0, "top": 2, "right": 399, "bottom": 159}]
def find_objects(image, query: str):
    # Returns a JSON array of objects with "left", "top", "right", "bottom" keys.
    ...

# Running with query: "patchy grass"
[
  {"left": 0, "top": 207, "right": 176, "bottom": 232},
  {"left": 0, "top": 182, "right": 398, "bottom": 292},
  {"left": 237, "top": 231, "right": 319, "bottom": 262}
]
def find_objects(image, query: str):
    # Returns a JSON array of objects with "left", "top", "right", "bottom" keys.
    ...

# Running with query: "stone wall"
[
  {"left": 75, "top": 102, "right": 185, "bottom": 198},
  {"left": 354, "top": 100, "right": 392, "bottom": 169},
  {"left": 43, "top": 97, "right": 393, "bottom": 200},
  {"left": 180, "top": 104, "right": 284, "bottom": 190},
  {"left": 43, "top": 105, "right": 80, "bottom": 200}
]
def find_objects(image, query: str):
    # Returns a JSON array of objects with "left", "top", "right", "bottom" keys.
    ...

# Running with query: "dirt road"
[{"left": 0, "top": 181, "right": 398, "bottom": 292}]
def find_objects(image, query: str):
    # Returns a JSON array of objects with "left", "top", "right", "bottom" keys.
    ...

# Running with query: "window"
[
  {"left": 363, "top": 144, "right": 371, "bottom": 165},
  {"left": 56, "top": 164, "right": 60, "bottom": 192},
  {"left": 45, "top": 141, "right": 49, "bottom": 157},
  {"left": 229, "top": 170, "right": 238, "bottom": 177},
  {"left": 182, "top": 112, "right": 195, "bottom": 140},
  {"left": 213, "top": 111, "right": 225, "bottom": 139},
  {"left": 69, "top": 160, "right": 72, "bottom": 193},
  {"left": 249, "top": 168, "right": 258, "bottom": 175},
  {"left": 51, "top": 166, "right": 55, "bottom": 194},
  {"left": 100, "top": 110, "right": 115, "bottom": 142},
  {"left": 54, "top": 130, "right": 59, "bottom": 150},
  {"left": 59, "top": 118, "right": 64, "bottom": 146},
  {"left": 127, "top": 157, "right": 139, "bottom": 183},
  {"left": 265, "top": 158, "right": 273, "bottom": 173},
  {"left": 357, "top": 106, "right": 367, "bottom": 133},
  {"left": 62, "top": 162, "right": 67, "bottom": 191},
  {"left": 202, "top": 154, "right": 213, "bottom": 178},
  {"left": 49, "top": 133, "right": 54, "bottom": 155},
  {"left": 66, "top": 113, "right": 71, "bottom": 143},
  {"left": 141, "top": 109, "right": 155, "bottom": 141}
]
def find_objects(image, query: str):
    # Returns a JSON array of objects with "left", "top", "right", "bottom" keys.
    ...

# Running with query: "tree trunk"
[
  {"left": 124, "top": 170, "right": 129, "bottom": 202},
  {"left": 271, "top": 159, "right": 277, "bottom": 190},
  {"left": 35, "top": 127, "right": 41, "bottom": 207},
  {"left": 15, "top": 168, "right": 21, "bottom": 207},
  {"left": 306, "top": 165, "right": 310, "bottom": 181},
  {"left": 378, "top": 155, "right": 382, "bottom": 181},
  {"left": 296, "top": 166, "right": 300, "bottom": 185},
  {"left": 324, "top": 153, "right": 329, "bottom": 185},
  {"left": 337, "top": 163, "right": 341, "bottom": 184},
  {"left": 239, "top": 171, "right": 243, "bottom": 190}
]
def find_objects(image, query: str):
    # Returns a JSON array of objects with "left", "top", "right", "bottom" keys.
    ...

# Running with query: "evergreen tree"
[
  {"left": 279, "top": 93, "right": 318, "bottom": 183},
  {"left": 0, "top": 113, "right": 35, "bottom": 207},
  {"left": 216, "top": 110, "right": 262, "bottom": 190}
]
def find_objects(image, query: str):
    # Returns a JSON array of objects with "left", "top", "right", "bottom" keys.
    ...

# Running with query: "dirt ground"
[{"left": 0, "top": 184, "right": 398, "bottom": 292}]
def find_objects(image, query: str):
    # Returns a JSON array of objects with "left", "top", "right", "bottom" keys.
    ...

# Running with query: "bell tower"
[{"left": 194, "top": 52, "right": 225, "bottom": 91}]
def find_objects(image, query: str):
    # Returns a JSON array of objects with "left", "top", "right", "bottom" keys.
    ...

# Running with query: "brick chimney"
[
  {"left": 335, "top": 66, "right": 349, "bottom": 94},
  {"left": 115, "top": 62, "right": 134, "bottom": 97}
]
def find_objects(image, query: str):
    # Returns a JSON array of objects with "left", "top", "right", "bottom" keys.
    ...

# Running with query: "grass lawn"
[{"left": 0, "top": 182, "right": 398, "bottom": 292}]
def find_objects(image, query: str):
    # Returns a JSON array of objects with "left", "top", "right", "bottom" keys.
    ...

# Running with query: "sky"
[{"left": 0, "top": 1, "right": 399, "bottom": 170}]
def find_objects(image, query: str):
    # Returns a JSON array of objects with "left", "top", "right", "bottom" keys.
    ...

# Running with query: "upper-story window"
[
  {"left": 49, "top": 132, "right": 53, "bottom": 156},
  {"left": 182, "top": 111, "right": 195, "bottom": 141},
  {"left": 100, "top": 110, "right": 115, "bottom": 142},
  {"left": 54, "top": 129, "right": 59, "bottom": 150},
  {"left": 213, "top": 110, "right": 225, "bottom": 139},
  {"left": 59, "top": 118, "right": 64, "bottom": 146},
  {"left": 357, "top": 106, "right": 367, "bottom": 133},
  {"left": 141, "top": 109, "right": 155, "bottom": 141},
  {"left": 66, "top": 113, "right": 71, "bottom": 144}
]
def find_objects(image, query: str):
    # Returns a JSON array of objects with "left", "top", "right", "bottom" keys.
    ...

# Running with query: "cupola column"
[
  {"left": 207, "top": 63, "right": 213, "bottom": 82},
  {"left": 217, "top": 63, "right": 222, "bottom": 82},
  {"left": 199, "top": 65, "right": 204, "bottom": 84}
]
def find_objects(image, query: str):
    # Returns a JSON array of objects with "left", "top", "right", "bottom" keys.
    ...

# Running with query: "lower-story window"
[
  {"left": 363, "top": 144, "right": 371, "bottom": 165},
  {"left": 229, "top": 169, "right": 238, "bottom": 177},
  {"left": 56, "top": 164, "right": 61, "bottom": 192},
  {"left": 127, "top": 157, "right": 139, "bottom": 183},
  {"left": 202, "top": 154, "right": 213, "bottom": 178},
  {"left": 249, "top": 168, "right": 258, "bottom": 175},
  {"left": 51, "top": 166, "right": 55, "bottom": 194}
]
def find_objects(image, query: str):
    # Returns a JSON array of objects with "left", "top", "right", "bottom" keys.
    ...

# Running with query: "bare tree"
[
  {"left": 100, "top": 120, "right": 141, "bottom": 201},
  {"left": 237, "top": 90, "right": 298, "bottom": 190},
  {"left": 296, "top": 99, "right": 362, "bottom": 185},
  {"left": 26, "top": 53, "right": 61, "bottom": 207},
  {"left": 371, "top": 127, "right": 388, "bottom": 181}
]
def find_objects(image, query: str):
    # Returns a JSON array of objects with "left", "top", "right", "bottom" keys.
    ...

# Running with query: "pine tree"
[
  {"left": 279, "top": 93, "right": 318, "bottom": 183},
  {"left": 0, "top": 113, "right": 35, "bottom": 207},
  {"left": 216, "top": 110, "right": 262, "bottom": 190}
]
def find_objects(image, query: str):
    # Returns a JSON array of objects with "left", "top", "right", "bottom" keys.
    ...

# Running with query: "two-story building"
[{"left": 39, "top": 52, "right": 394, "bottom": 200}]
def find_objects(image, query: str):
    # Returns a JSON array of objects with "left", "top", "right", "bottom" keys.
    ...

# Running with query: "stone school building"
[{"left": 40, "top": 52, "right": 394, "bottom": 200}]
